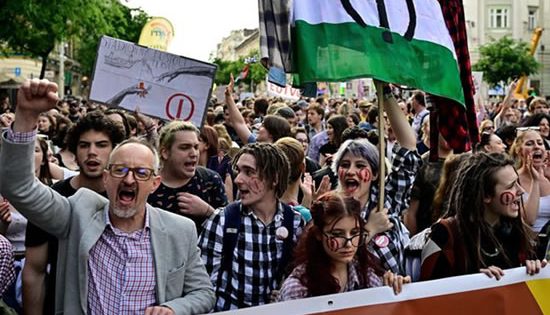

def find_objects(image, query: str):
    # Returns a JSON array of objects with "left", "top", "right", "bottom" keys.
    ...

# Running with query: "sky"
[{"left": 124, "top": 0, "right": 259, "bottom": 62}]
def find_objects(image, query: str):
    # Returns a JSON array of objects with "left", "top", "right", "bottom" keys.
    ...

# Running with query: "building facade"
[
  {"left": 464, "top": 0, "right": 550, "bottom": 98},
  {"left": 215, "top": 28, "right": 259, "bottom": 61}
]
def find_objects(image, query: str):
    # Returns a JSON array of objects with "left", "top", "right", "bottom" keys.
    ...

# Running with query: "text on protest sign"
[{"left": 89, "top": 36, "right": 217, "bottom": 127}]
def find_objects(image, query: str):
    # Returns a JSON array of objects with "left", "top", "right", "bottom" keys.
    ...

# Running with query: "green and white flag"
[{"left": 291, "top": 0, "right": 465, "bottom": 105}]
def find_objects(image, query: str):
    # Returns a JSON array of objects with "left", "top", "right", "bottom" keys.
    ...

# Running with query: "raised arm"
[
  {"left": 225, "top": 74, "right": 252, "bottom": 144},
  {"left": 1, "top": 79, "right": 72, "bottom": 239},
  {"left": 383, "top": 85, "right": 416, "bottom": 151}
]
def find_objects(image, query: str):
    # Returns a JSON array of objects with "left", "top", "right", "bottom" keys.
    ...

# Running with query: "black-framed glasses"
[
  {"left": 323, "top": 232, "right": 365, "bottom": 250},
  {"left": 107, "top": 164, "right": 156, "bottom": 181}
]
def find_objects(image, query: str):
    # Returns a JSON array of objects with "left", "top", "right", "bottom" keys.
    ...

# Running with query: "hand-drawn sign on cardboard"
[{"left": 89, "top": 36, "right": 217, "bottom": 127}]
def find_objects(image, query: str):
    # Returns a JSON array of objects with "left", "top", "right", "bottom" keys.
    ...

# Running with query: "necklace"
[{"left": 481, "top": 247, "right": 500, "bottom": 258}]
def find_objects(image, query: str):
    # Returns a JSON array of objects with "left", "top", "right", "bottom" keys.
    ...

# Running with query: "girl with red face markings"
[
  {"left": 278, "top": 192, "right": 409, "bottom": 301},
  {"left": 421, "top": 152, "right": 545, "bottom": 283},
  {"left": 500, "top": 191, "right": 515, "bottom": 206},
  {"left": 358, "top": 168, "right": 371, "bottom": 183}
]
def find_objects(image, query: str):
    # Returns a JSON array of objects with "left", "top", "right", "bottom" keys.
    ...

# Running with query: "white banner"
[
  {"left": 219, "top": 267, "right": 550, "bottom": 315},
  {"left": 89, "top": 36, "right": 216, "bottom": 127},
  {"left": 266, "top": 80, "right": 301, "bottom": 101}
]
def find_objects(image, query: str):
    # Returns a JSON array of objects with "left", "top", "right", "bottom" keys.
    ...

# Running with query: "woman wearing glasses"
[
  {"left": 510, "top": 128, "right": 550, "bottom": 233},
  {"left": 278, "top": 192, "right": 409, "bottom": 301}
]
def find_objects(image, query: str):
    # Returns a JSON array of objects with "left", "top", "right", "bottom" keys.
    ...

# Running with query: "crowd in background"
[{"left": 0, "top": 77, "right": 548, "bottom": 314}]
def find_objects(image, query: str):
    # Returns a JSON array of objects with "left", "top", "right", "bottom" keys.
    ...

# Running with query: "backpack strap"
[{"left": 216, "top": 201, "right": 242, "bottom": 292}]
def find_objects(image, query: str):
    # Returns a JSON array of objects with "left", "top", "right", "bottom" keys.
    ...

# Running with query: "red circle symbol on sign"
[{"left": 165, "top": 93, "right": 195, "bottom": 121}]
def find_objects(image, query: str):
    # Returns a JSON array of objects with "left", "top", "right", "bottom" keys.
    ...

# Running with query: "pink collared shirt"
[{"left": 87, "top": 208, "right": 156, "bottom": 314}]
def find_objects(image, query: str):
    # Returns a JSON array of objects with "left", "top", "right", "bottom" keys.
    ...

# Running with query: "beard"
[{"left": 111, "top": 206, "right": 138, "bottom": 219}]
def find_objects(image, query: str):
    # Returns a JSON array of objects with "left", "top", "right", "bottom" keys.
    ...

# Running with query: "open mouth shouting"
[
  {"left": 117, "top": 186, "right": 137, "bottom": 207},
  {"left": 183, "top": 160, "right": 197, "bottom": 172},
  {"left": 85, "top": 159, "right": 102, "bottom": 171},
  {"left": 532, "top": 150, "right": 545, "bottom": 162},
  {"left": 343, "top": 178, "right": 360, "bottom": 194}
]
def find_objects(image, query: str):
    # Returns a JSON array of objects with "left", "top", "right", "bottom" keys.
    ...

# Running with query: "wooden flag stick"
[{"left": 375, "top": 81, "right": 385, "bottom": 214}]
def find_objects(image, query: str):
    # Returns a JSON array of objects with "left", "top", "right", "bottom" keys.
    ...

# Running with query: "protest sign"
[
  {"left": 89, "top": 36, "right": 216, "bottom": 127},
  {"left": 219, "top": 267, "right": 549, "bottom": 315},
  {"left": 266, "top": 80, "right": 301, "bottom": 101}
]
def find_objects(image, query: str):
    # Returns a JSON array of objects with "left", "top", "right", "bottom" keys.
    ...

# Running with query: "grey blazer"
[{"left": 0, "top": 137, "right": 215, "bottom": 315}]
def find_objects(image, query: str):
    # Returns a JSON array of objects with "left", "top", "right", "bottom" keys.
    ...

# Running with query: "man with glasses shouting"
[{"left": 0, "top": 79, "right": 214, "bottom": 315}]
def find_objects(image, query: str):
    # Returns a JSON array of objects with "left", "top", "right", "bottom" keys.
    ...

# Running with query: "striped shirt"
[
  {"left": 87, "top": 207, "right": 156, "bottom": 314},
  {"left": 199, "top": 202, "right": 304, "bottom": 311}
]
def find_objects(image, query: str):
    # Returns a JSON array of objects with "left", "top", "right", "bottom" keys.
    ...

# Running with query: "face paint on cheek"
[
  {"left": 249, "top": 177, "right": 264, "bottom": 194},
  {"left": 327, "top": 237, "right": 339, "bottom": 252},
  {"left": 357, "top": 168, "right": 371, "bottom": 183},
  {"left": 500, "top": 191, "right": 515, "bottom": 205},
  {"left": 338, "top": 168, "right": 346, "bottom": 180}
]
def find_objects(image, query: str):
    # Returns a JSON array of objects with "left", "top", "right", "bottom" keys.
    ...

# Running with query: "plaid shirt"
[
  {"left": 0, "top": 235, "right": 15, "bottom": 297},
  {"left": 259, "top": 0, "right": 291, "bottom": 71},
  {"left": 430, "top": 0, "right": 478, "bottom": 161},
  {"left": 87, "top": 207, "right": 156, "bottom": 314},
  {"left": 364, "top": 146, "right": 421, "bottom": 274},
  {"left": 278, "top": 262, "right": 382, "bottom": 301},
  {"left": 199, "top": 202, "right": 304, "bottom": 311}
]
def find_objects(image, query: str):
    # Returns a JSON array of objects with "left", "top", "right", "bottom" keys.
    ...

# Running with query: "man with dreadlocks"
[
  {"left": 420, "top": 152, "right": 547, "bottom": 281},
  {"left": 199, "top": 142, "right": 305, "bottom": 311}
]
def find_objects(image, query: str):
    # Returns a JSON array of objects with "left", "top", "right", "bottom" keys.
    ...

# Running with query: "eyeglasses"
[
  {"left": 482, "top": 126, "right": 494, "bottom": 132},
  {"left": 107, "top": 164, "right": 156, "bottom": 181},
  {"left": 323, "top": 232, "right": 365, "bottom": 250},
  {"left": 517, "top": 126, "right": 541, "bottom": 132}
]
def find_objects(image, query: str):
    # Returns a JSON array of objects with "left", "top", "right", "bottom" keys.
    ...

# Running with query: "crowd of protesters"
[{"left": 0, "top": 76, "right": 548, "bottom": 315}]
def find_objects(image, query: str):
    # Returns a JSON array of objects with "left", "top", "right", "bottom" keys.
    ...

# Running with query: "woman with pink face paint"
[
  {"left": 421, "top": 153, "right": 545, "bottom": 281},
  {"left": 510, "top": 129, "right": 550, "bottom": 233},
  {"left": 330, "top": 85, "right": 421, "bottom": 275}
]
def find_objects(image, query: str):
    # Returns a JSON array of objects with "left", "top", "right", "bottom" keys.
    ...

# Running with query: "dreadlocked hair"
[
  {"left": 232, "top": 143, "right": 290, "bottom": 198},
  {"left": 448, "top": 152, "right": 534, "bottom": 273},
  {"left": 292, "top": 192, "right": 382, "bottom": 297}
]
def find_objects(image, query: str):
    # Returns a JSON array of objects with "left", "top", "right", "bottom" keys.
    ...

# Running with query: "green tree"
[
  {"left": 0, "top": 0, "right": 149, "bottom": 78},
  {"left": 473, "top": 36, "right": 540, "bottom": 87},
  {"left": 76, "top": 3, "right": 149, "bottom": 75},
  {"left": 213, "top": 50, "right": 267, "bottom": 89}
]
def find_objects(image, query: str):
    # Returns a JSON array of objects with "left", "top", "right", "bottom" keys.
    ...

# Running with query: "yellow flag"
[{"left": 138, "top": 17, "right": 175, "bottom": 51}]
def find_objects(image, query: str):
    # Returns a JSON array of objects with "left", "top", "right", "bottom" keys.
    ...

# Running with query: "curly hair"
[
  {"left": 232, "top": 143, "right": 290, "bottom": 198},
  {"left": 447, "top": 152, "right": 534, "bottom": 272},
  {"left": 66, "top": 111, "right": 125, "bottom": 155},
  {"left": 292, "top": 192, "right": 382, "bottom": 296}
]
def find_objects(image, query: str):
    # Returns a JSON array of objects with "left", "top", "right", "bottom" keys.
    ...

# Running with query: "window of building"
[
  {"left": 528, "top": 7, "right": 538, "bottom": 30},
  {"left": 489, "top": 7, "right": 510, "bottom": 29}
]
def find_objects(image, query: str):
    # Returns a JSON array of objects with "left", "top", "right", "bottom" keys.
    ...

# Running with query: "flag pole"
[{"left": 375, "top": 81, "right": 385, "bottom": 213}]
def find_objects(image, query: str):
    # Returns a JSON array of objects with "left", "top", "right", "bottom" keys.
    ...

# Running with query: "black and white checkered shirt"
[
  {"left": 364, "top": 146, "right": 422, "bottom": 274},
  {"left": 199, "top": 201, "right": 304, "bottom": 311}
]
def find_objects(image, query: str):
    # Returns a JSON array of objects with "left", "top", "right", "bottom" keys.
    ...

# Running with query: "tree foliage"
[
  {"left": 76, "top": 2, "right": 149, "bottom": 76},
  {"left": 473, "top": 36, "right": 540, "bottom": 87},
  {"left": 0, "top": 0, "right": 149, "bottom": 78},
  {"left": 212, "top": 50, "right": 267, "bottom": 90}
]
